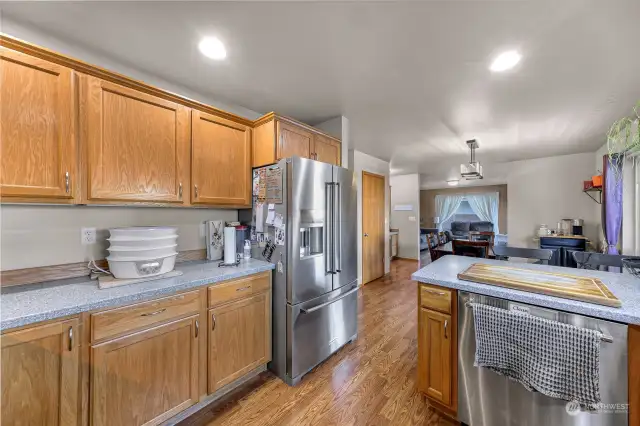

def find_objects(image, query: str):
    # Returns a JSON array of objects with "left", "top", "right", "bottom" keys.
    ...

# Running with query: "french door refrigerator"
[{"left": 240, "top": 156, "right": 358, "bottom": 385}]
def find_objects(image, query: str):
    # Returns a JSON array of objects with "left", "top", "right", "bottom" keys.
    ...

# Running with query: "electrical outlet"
[{"left": 81, "top": 227, "right": 97, "bottom": 245}]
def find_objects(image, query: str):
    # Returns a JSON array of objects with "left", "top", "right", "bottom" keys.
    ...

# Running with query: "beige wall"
[
  {"left": 420, "top": 184, "right": 508, "bottom": 233},
  {"left": 390, "top": 174, "right": 420, "bottom": 259},
  {"left": 0, "top": 205, "right": 238, "bottom": 270}
]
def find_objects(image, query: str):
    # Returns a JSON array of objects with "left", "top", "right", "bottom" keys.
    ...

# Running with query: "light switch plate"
[{"left": 408, "top": 216, "right": 416, "bottom": 222}]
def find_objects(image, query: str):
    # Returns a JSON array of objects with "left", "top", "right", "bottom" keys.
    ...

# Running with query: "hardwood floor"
[{"left": 180, "top": 259, "right": 457, "bottom": 426}]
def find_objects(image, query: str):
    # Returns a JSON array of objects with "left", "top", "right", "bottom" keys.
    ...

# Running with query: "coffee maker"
[{"left": 572, "top": 219, "right": 584, "bottom": 236}]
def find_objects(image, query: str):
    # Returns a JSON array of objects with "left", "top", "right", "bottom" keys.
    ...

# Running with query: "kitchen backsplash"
[{"left": 0, "top": 205, "right": 237, "bottom": 270}]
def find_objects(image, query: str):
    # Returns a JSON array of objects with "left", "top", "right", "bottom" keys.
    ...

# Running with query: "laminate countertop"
[
  {"left": 412, "top": 255, "right": 640, "bottom": 326},
  {"left": 1, "top": 259, "right": 275, "bottom": 332}
]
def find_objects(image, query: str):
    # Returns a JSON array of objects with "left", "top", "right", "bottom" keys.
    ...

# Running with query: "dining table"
[{"left": 434, "top": 241, "right": 496, "bottom": 258}]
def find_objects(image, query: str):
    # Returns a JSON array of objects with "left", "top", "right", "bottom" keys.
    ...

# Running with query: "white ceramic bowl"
[
  {"left": 107, "top": 235, "right": 178, "bottom": 248},
  {"left": 107, "top": 253, "right": 177, "bottom": 279},
  {"left": 107, "top": 245, "right": 177, "bottom": 259},
  {"left": 109, "top": 227, "right": 178, "bottom": 239}
]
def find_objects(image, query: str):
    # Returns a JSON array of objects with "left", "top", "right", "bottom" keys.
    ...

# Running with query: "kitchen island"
[{"left": 412, "top": 255, "right": 640, "bottom": 426}]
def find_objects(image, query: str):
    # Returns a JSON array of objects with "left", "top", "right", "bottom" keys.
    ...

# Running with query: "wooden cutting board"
[{"left": 458, "top": 263, "right": 621, "bottom": 308}]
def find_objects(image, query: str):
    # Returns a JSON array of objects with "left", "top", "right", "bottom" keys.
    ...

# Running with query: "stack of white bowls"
[{"left": 107, "top": 227, "right": 178, "bottom": 279}]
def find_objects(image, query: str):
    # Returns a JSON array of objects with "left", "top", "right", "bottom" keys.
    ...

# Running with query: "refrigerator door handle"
[
  {"left": 325, "top": 182, "right": 334, "bottom": 274},
  {"left": 300, "top": 287, "right": 359, "bottom": 313},
  {"left": 334, "top": 182, "right": 342, "bottom": 273}
]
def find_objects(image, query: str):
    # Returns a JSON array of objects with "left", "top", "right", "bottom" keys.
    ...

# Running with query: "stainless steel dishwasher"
[{"left": 458, "top": 291, "right": 628, "bottom": 426}]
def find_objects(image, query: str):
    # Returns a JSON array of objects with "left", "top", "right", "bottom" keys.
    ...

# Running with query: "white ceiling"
[{"left": 2, "top": 1, "right": 639, "bottom": 188}]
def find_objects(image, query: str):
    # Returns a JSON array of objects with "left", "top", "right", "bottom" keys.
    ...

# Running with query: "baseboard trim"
[{"left": 161, "top": 364, "right": 267, "bottom": 425}]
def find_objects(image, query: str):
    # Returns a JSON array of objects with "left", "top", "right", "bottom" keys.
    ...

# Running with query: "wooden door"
[
  {"left": 362, "top": 171, "right": 386, "bottom": 284},
  {"left": 1, "top": 318, "right": 79, "bottom": 426},
  {"left": 208, "top": 292, "right": 271, "bottom": 392},
  {"left": 276, "top": 121, "right": 312, "bottom": 160},
  {"left": 82, "top": 76, "right": 189, "bottom": 204},
  {"left": 90, "top": 316, "right": 199, "bottom": 426},
  {"left": 418, "top": 308, "right": 452, "bottom": 406},
  {"left": 313, "top": 134, "right": 341, "bottom": 165},
  {"left": 191, "top": 110, "right": 251, "bottom": 206},
  {"left": 0, "top": 47, "right": 77, "bottom": 202}
]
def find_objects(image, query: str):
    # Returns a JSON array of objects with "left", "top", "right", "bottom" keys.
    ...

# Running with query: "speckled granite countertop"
[
  {"left": 1, "top": 259, "right": 275, "bottom": 331},
  {"left": 412, "top": 256, "right": 640, "bottom": 326}
]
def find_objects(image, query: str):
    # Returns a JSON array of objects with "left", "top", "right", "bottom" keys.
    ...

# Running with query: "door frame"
[{"left": 361, "top": 171, "right": 386, "bottom": 284}]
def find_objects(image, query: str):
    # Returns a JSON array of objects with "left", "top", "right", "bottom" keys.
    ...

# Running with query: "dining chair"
[
  {"left": 452, "top": 240, "right": 491, "bottom": 258},
  {"left": 571, "top": 251, "right": 640, "bottom": 272},
  {"left": 469, "top": 231, "right": 495, "bottom": 245},
  {"left": 428, "top": 233, "right": 441, "bottom": 262},
  {"left": 492, "top": 246, "right": 554, "bottom": 264}
]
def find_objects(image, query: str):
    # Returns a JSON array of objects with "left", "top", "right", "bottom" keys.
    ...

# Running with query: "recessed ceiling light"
[
  {"left": 447, "top": 179, "right": 460, "bottom": 186},
  {"left": 490, "top": 50, "right": 521, "bottom": 72},
  {"left": 198, "top": 37, "right": 226, "bottom": 60}
]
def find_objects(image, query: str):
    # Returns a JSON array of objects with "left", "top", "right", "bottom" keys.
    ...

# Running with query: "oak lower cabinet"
[
  {"left": 1, "top": 47, "right": 77, "bottom": 203},
  {"left": 1, "top": 318, "right": 80, "bottom": 426},
  {"left": 191, "top": 110, "right": 252, "bottom": 207},
  {"left": 252, "top": 113, "right": 341, "bottom": 167},
  {"left": 208, "top": 291, "right": 271, "bottom": 392},
  {"left": 90, "top": 315, "right": 200, "bottom": 426},
  {"left": 417, "top": 283, "right": 457, "bottom": 418},
  {"left": 81, "top": 75, "right": 190, "bottom": 205}
]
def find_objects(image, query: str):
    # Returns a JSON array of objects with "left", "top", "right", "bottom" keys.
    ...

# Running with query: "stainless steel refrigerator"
[{"left": 239, "top": 156, "right": 358, "bottom": 385}]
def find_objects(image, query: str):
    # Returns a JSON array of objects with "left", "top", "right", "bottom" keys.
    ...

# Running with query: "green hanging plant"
[{"left": 607, "top": 101, "right": 640, "bottom": 181}]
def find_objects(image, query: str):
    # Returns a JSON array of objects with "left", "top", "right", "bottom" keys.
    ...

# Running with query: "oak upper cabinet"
[
  {"left": 191, "top": 110, "right": 251, "bottom": 206},
  {"left": 313, "top": 133, "right": 341, "bottom": 166},
  {"left": 0, "top": 47, "right": 77, "bottom": 203},
  {"left": 208, "top": 290, "right": 271, "bottom": 392},
  {"left": 91, "top": 315, "right": 200, "bottom": 426},
  {"left": 81, "top": 76, "right": 190, "bottom": 205},
  {"left": 252, "top": 113, "right": 341, "bottom": 167},
  {"left": 1, "top": 318, "right": 80, "bottom": 426},
  {"left": 277, "top": 121, "right": 313, "bottom": 160}
]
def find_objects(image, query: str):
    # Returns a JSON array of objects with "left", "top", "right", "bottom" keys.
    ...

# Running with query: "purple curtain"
[{"left": 601, "top": 154, "right": 624, "bottom": 254}]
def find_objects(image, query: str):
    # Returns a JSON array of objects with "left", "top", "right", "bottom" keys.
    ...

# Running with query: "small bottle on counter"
[{"left": 243, "top": 240, "right": 251, "bottom": 260}]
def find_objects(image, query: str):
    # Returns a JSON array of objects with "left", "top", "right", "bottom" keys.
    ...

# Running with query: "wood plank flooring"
[{"left": 180, "top": 260, "right": 456, "bottom": 426}]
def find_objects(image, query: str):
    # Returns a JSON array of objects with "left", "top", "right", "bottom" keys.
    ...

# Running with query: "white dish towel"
[{"left": 471, "top": 303, "right": 602, "bottom": 410}]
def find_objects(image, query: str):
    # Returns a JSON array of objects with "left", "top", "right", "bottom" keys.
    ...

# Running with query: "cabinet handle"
[
  {"left": 179, "top": 182, "right": 183, "bottom": 198},
  {"left": 68, "top": 326, "right": 73, "bottom": 351},
  {"left": 211, "top": 313, "right": 216, "bottom": 331},
  {"left": 65, "top": 172, "right": 70, "bottom": 193},
  {"left": 423, "top": 289, "right": 447, "bottom": 296},
  {"left": 444, "top": 320, "right": 448, "bottom": 339},
  {"left": 194, "top": 185, "right": 199, "bottom": 198},
  {"left": 141, "top": 308, "right": 166, "bottom": 317},
  {"left": 195, "top": 319, "right": 199, "bottom": 338},
  {"left": 236, "top": 286, "right": 251, "bottom": 292}
]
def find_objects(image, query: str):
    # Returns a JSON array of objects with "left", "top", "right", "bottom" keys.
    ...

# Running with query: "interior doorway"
[{"left": 362, "top": 171, "right": 386, "bottom": 284}]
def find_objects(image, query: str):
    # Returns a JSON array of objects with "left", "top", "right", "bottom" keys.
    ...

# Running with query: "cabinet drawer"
[
  {"left": 420, "top": 285, "right": 452, "bottom": 314},
  {"left": 91, "top": 290, "right": 200, "bottom": 342},
  {"left": 208, "top": 272, "right": 270, "bottom": 308}
]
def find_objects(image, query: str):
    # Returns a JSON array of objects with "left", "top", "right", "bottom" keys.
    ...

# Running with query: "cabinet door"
[
  {"left": 191, "top": 110, "right": 251, "bottom": 206},
  {"left": 208, "top": 292, "right": 271, "bottom": 392},
  {"left": 313, "top": 134, "right": 341, "bottom": 165},
  {"left": 82, "top": 76, "right": 189, "bottom": 204},
  {"left": 1, "top": 48, "right": 77, "bottom": 202},
  {"left": 1, "top": 318, "right": 79, "bottom": 426},
  {"left": 91, "top": 316, "right": 199, "bottom": 426},
  {"left": 276, "top": 121, "right": 312, "bottom": 160},
  {"left": 417, "top": 308, "right": 452, "bottom": 406}
]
